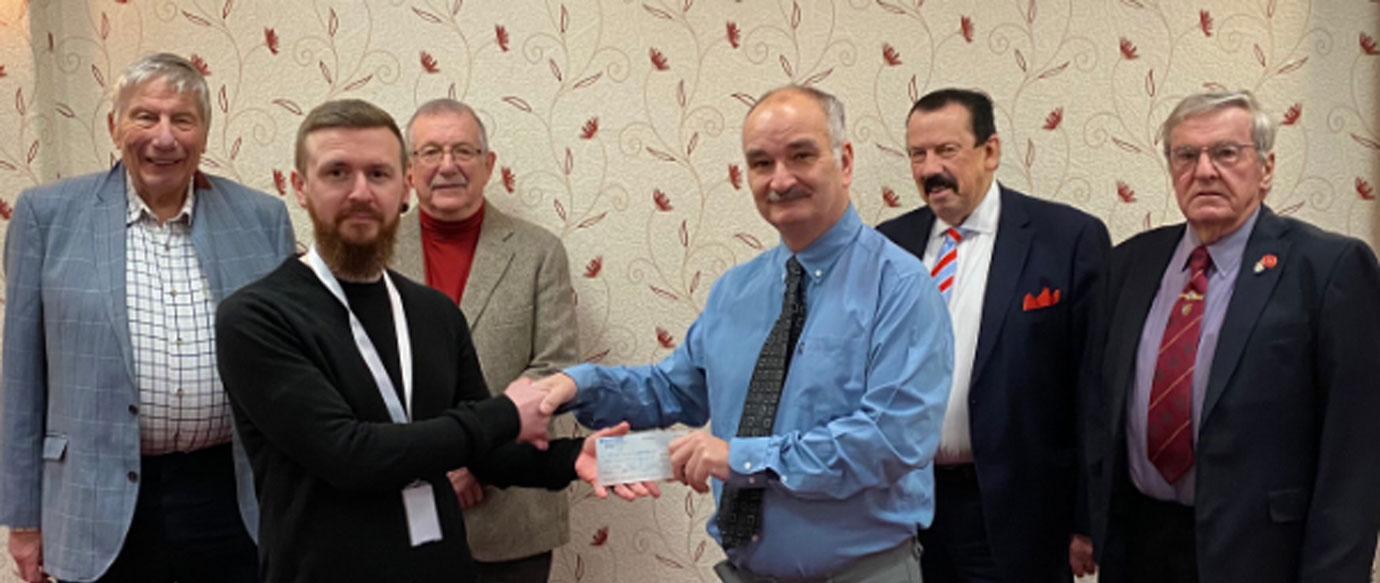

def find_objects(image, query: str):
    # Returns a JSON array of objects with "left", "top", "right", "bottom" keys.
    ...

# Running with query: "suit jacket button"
[
  {"left": 128, "top": 404, "right": 139, "bottom": 415},
  {"left": 127, "top": 471, "right": 139, "bottom": 483}
]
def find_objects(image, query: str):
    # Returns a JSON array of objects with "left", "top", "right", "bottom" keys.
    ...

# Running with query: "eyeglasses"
[
  {"left": 412, "top": 144, "right": 484, "bottom": 166},
  {"left": 1168, "top": 142, "right": 1257, "bottom": 172}
]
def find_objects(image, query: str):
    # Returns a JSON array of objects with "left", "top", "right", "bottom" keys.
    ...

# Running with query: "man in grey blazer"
[
  {"left": 391, "top": 99, "right": 579, "bottom": 583},
  {"left": 0, "top": 53, "right": 295, "bottom": 583}
]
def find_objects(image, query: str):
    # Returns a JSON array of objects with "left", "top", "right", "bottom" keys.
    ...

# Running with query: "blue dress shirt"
[{"left": 567, "top": 206, "right": 953, "bottom": 578}]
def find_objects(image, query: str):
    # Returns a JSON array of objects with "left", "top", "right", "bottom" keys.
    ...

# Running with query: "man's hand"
[
  {"left": 8, "top": 529, "right": 46, "bottom": 583},
  {"left": 447, "top": 468, "right": 484, "bottom": 509},
  {"left": 1070, "top": 533, "right": 1097, "bottom": 577},
  {"left": 574, "top": 422, "right": 662, "bottom": 501},
  {"left": 536, "top": 372, "right": 578, "bottom": 416},
  {"left": 668, "top": 430, "right": 730, "bottom": 494},
  {"left": 503, "top": 378, "right": 551, "bottom": 450}
]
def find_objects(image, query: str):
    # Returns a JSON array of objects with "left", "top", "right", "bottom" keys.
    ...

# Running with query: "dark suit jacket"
[
  {"left": 1083, "top": 205, "right": 1380, "bottom": 583},
  {"left": 877, "top": 185, "right": 1110, "bottom": 581}
]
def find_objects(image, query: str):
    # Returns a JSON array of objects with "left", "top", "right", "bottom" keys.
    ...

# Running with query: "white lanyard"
[{"left": 303, "top": 247, "right": 414, "bottom": 422}]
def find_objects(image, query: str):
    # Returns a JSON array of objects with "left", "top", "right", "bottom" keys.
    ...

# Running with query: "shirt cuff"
[{"left": 726, "top": 436, "right": 776, "bottom": 488}]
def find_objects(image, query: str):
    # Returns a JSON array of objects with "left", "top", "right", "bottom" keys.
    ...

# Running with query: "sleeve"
[
  {"left": 1297, "top": 240, "right": 1380, "bottom": 581},
  {"left": 0, "top": 192, "right": 47, "bottom": 528},
  {"left": 1070, "top": 218, "right": 1112, "bottom": 536},
  {"left": 727, "top": 268, "right": 954, "bottom": 500},
  {"left": 567, "top": 319, "right": 714, "bottom": 431},
  {"left": 520, "top": 236, "right": 579, "bottom": 378},
  {"left": 216, "top": 291, "right": 521, "bottom": 493}
]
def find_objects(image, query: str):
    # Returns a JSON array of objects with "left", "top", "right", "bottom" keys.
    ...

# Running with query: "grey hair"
[
  {"left": 1160, "top": 90, "right": 1275, "bottom": 165},
  {"left": 405, "top": 98, "right": 489, "bottom": 153},
  {"left": 111, "top": 52, "right": 212, "bottom": 126},
  {"left": 747, "top": 85, "right": 847, "bottom": 160}
]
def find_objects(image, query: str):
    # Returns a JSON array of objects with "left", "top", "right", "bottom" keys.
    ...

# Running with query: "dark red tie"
[{"left": 1147, "top": 245, "right": 1211, "bottom": 484}]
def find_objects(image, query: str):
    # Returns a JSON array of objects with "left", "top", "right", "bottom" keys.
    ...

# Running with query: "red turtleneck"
[{"left": 420, "top": 203, "right": 485, "bottom": 304}]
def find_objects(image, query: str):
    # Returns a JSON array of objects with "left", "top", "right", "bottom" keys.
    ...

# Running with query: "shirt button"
[
  {"left": 175, "top": 337, "right": 184, "bottom": 346},
  {"left": 814, "top": 269, "right": 822, "bottom": 278},
  {"left": 127, "top": 471, "right": 139, "bottom": 483},
  {"left": 169, "top": 290, "right": 178, "bottom": 297},
  {"left": 743, "top": 462, "right": 752, "bottom": 470},
  {"left": 748, "top": 477, "right": 756, "bottom": 485},
  {"left": 176, "top": 388, "right": 185, "bottom": 397},
  {"left": 128, "top": 404, "right": 139, "bottom": 415},
  {"left": 780, "top": 475, "right": 788, "bottom": 483},
  {"left": 751, "top": 534, "right": 760, "bottom": 543}
]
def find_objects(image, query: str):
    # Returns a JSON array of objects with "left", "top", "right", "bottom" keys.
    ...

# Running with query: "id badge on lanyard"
[{"left": 303, "top": 249, "right": 441, "bottom": 547}]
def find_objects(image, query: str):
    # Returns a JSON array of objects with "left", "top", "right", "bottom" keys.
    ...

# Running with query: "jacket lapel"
[
  {"left": 392, "top": 211, "right": 426, "bottom": 284},
  {"left": 1201, "top": 206, "right": 1289, "bottom": 424},
  {"left": 188, "top": 173, "right": 231, "bottom": 302},
  {"left": 93, "top": 164, "right": 138, "bottom": 391},
  {"left": 458, "top": 205, "right": 515, "bottom": 329},
  {"left": 1107, "top": 225, "right": 1184, "bottom": 432},
  {"left": 971, "top": 186, "right": 1031, "bottom": 380}
]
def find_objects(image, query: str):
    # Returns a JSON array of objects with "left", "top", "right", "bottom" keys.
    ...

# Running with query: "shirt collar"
[
  {"left": 1178, "top": 204, "right": 1260, "bottom": 279},
  {"left": 126, "top": 173, "right": 196, "bottom": 227},
  {"left": 774, "top": 204, "right": 862, "bottom": 282},
  {"left": 928, "top": 179, "right": 1002, "bottom": 241}
]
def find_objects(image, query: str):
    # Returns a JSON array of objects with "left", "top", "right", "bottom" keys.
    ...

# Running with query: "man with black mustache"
[
  {"left": 389, "top": 99, "right": 580, "bottom": 583},
  {"left": 877, "top": 88, "right": 1110, "bottom": 583}
]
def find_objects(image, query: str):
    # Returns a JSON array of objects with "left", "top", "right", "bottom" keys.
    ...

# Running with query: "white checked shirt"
[{"left": 125, "top": 177, "right": 233, "bottom": 454}]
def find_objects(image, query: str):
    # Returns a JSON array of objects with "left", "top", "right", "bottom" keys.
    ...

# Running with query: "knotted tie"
[
  {"left": 932, "top": 227, "right": 966, "bottom": 301},
  {"left": 1147, "top": 245, "right": 1211, "bottom": 484},
  {"left": 717, "top": 256, "right": 807, "bottom": 549}
]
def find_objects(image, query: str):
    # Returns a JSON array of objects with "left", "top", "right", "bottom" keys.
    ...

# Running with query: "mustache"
[
  {"left": 429, "top": 178, "right": 469, "bottom": 190},
  {"left": 766, "top": 186, "right": 809, "bottom": 203},
  {"left": 923, "top": 173, "right": 958, "bottom": 194},
  {"left": 336, "top": 204, "right": 384, "bottom": 223}
]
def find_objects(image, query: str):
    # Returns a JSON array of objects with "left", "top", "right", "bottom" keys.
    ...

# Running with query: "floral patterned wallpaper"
[{"left": 0, "top": 0, "right": 1376, "bottom": 582}]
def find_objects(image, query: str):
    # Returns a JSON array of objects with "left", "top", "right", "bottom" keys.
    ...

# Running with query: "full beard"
[{"left": 308, "top": 203, "right": 398, "bottom": 281}]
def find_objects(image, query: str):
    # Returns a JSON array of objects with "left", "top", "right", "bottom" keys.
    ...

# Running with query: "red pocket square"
[{"left": 1022, "top": 287, "right": 1061, "bottom": 311}]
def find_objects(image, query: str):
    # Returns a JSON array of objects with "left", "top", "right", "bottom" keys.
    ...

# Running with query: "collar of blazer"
[{"left": 393, "top": 203, "right": 517, "bottom": 328}]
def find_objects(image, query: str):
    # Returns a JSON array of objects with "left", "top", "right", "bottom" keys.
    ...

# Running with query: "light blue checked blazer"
[{"left": 0, "top": 163, "right": 295, "bottom": 582}]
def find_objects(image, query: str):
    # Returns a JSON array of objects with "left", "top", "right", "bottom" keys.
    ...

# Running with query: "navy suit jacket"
[
  {"left": 877, "top": 185, "right": 1110, "bottom": 582},
  {"left": 1083, "top": 206, "right": 1380, "bottom": 583}
]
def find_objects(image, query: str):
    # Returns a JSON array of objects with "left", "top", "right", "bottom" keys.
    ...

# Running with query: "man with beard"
[
  {"left": 391, "top": 99, "right": 579, "bottom": 583},
  {"left": 537, "top": 85, "right": 953, "bottom": 582},
  {"left": 214, "top": 99, "right": 632, "bottom": 582},
  {"left": 876, "top": 88, "right": 1109, "bottom": 582},
  {"left": 1, "top": 53, "right": 293, "bottom": 583}
]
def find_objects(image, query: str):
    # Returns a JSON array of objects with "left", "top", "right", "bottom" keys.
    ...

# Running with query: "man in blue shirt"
[{"left": 537, "top": 85, "right": 953, "bottom": 581}]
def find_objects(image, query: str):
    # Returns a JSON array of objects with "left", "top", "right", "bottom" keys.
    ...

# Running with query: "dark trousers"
[
  {"left": 475, "top": 551, "right": 553, "bottom": 583},
  {"left": 918, "top": 464, "right": 1004, "bottom": 583},
  {"left": 1122, "top": 488, "right": 1198, "bottom": 583},
  {"left": 75, "top": 443, "right": 257, "bottom": 583}
]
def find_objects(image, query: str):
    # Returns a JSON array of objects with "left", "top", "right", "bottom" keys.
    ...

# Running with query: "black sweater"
[{"left": 216, "top": 258, "right": 581, "bottom": 583}]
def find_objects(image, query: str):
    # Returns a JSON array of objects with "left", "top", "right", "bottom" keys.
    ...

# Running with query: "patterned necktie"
[
  {"left": 932, "top": 227, "right": 965, "bottom": 302},
  {"left": 717, "top": 256, "right": 807, "bottom": 549},
  {"left": 1147, "top": 245, "right": 1211, "bottom": 484}
]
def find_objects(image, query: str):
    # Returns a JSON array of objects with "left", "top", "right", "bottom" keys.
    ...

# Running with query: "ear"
[
  {"left": 1259, "top": 151, "right": 1275, "bottom": 195},
  {"left": 982, "top": 134, "right": 1002, "bottom": 172},
  {"left": 483, "top": 150, "right": 497, "bottom": 173},
  {"left": 838, "top": 141, "right": 854, "bottom": 190},
  {"left": 291, "top": 170, "right": 309, "bottom": 210}
]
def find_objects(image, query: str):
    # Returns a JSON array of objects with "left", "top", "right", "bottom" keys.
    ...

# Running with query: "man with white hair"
[
  {"left": 0, "top": 53, "right": 295, "bottom": 582},
  {"left": 1082, "top": 89, "right": 1380, "bottom": 583},
  {"left": 538, "top": 85, "right": 954, "bottom": 582}
]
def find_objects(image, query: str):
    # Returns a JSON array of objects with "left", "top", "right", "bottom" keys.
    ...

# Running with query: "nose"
[
  {"left": 346, "top": 172, "right": 373, "bottom": 202},
  {"left": 767, "top": 161, "right": 798, "bottom": 194},
  {"left": 151, "top": 117, "right": 177, "bottom": 148},
  {"left": 1191, "top": 149, "right": 1219, "bottom": 180},
  {"left": 917, "top": 154, "right": 944, "bottom": 181}
]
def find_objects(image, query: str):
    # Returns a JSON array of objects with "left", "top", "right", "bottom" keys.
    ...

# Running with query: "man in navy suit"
[
  {"left": 0, "top": 53, "right": 294, "bottom": 583},
  {"left": 877, "top": 88, "right": 1109, "bottom": 583},
  {"left": 1082, "top": 90, "right": 1380, "bottom": 583}
]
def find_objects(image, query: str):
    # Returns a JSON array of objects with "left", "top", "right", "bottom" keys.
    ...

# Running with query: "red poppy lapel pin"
[{"left": 1253, "top": 253, "right": 1278, "bottom": 274}]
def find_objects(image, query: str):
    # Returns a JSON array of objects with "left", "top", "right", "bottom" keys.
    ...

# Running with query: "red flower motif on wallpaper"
[
  {"left": 189, "top": 54, "right": 211, "bottom": 76},
  {"left": 881, "top": 187, "right": 900, "bottom": 208},
  {"left": 420, "top": 51, "right": 440, "bottom": 74},
  {"left": 649, "top": 48, "right": 669, "bottom": 71},
  {"left": 1043, "top": 107, "right": 1064, "bottom": 130},
  {"left": 590, "top": 525, "right": 609, "bottom": 546},
  {"left": 728, "top": 164, "right": 743, "bottom": 190},
  {"left": 0, "top": 199, "right": 13, "bottom": 221},
  {"left": 1281, "top": 103, "right": 1301, "bottom": 126},
  {"left": 501, "top": 167, "right": 516, "bottom": 193},
  {"left": 727, "top": 22, "right": 741, "bottom": 49},
  {"left": 264, "top": 28, "right": 280, "bottom": 55},
  {"left": 1119, "top": 38, "right": 1139, "bottom": 60},
  {"left": 655, "top": 326, "right": 677, "bottom": 348},
  {"left": 1358, "top": 178, "right": 1375, "bottom": 201},
  {"left": 272, "top": 169, "right": 287, "bottom": 196},
  {"left": 0, "top": 65, "right": 6, "bottom": 79},
  {"left": 584, "top": 256, "right": 603, "bottom": 278},
  {"left": 653, "top": 188, "right": 673, "bottom": 211},
  {"left": 961, "top": 16, "right": 975, "bottom": 43},
  {"left": 882, "top": 43, "right": 902, "bottom": 66},
  {"left": 1199, "top": 11, "right": 1213, "bottom": 37},
  {"left": 496, "top": 25, "right": 510, "bottom": 52},
  {"left": 580, "top": 117, "right": 599, "bottom": 140},
  {"left": 1361, "top": 33, "right": 1379, "bottom": 56},
  {"left": 1116, "top": 180, "right": 1136, "bottom": 203}
]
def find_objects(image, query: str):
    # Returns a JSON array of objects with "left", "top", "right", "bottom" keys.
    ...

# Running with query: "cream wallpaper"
[{"left": 0, "top": 0, "right": 1377, "bottom": 582}]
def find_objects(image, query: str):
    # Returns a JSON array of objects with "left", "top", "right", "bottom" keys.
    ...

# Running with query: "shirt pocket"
[{"left": 790, "top": 333, "right": 868, "bottom": 424}]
